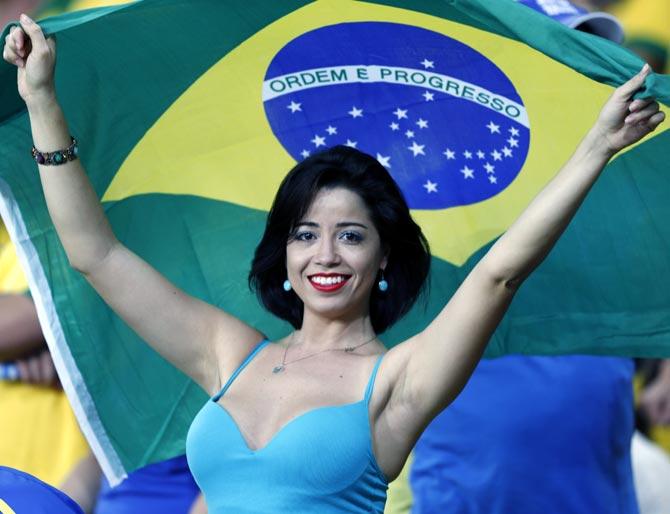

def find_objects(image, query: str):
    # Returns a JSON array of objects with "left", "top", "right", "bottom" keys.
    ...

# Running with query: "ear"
[{"left": 380, "top": 246, "right": 389, "bottom": 271}]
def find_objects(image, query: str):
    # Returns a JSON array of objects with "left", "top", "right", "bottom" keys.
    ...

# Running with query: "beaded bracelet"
[{"left": 31, "top": 137, "right": 79, "bottom": 166}]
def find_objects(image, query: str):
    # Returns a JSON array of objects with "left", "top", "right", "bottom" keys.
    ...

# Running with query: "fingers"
[
  {"left": 616, "top": 63, "right": 652, "bottom": 100},
  {"left": 18, "top": 13, "right": 48, "bottom": 52},
  {"left": 39, "top": 349, "right": 57, "bottom": 385},
  {"left": 3, "top": 14, "right": 51, "bottom": 68},
  {"left": 16, "top": 354, "right": 42, "bottom": 384},
  {"left": 625, "top": 101, "right": 661, "bottom": 124},
  {"left": 16, "top": 350, "right": 58, "bottom": 387},
  {"left": 3, "top": 26, "right": 27, "bottom": 67},
  {"left": 629, "top": 98, "right": 656, "bottom": 113}
]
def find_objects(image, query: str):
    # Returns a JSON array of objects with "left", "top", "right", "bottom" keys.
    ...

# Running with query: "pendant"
[
  {"left": 272, "top": 365, "right": 285, "bottom": 374},
  {"left": 344, "top": 347, "right": 354, "bottom": 352}
]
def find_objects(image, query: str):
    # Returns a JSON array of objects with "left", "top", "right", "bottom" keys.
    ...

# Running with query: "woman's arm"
[
  {"left": 0, "top": 294, "right": 44, "bottom": 360},
  {"left": 59, "top": 452, "right": 102, "bottom": 514},
  {"left": 376, "top": 66, "right": 665, "bottom": 463},
  {"left": 3, "top": 16, "right": 262, "bottom": 393}
]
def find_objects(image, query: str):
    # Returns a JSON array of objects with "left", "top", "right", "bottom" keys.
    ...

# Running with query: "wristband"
[{"left": 31, "top": 137, "right": 78, "bottom": 166}]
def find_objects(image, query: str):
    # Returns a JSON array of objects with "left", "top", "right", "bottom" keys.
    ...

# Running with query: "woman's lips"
[{"left": 308, "top": 274, "right": 351, "bottom": 292}]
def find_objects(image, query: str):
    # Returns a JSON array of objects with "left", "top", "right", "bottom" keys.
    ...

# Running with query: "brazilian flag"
[{"left": 1, "top": 0, "right": 669, "bottom": 482}]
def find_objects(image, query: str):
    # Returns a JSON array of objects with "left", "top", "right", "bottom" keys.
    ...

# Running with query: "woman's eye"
[
  {"left": 339, "top": 231, "right": 363, "bottom": 243},
  {"left": 294, "top": 231, "right": 316, "bottom": 242}
]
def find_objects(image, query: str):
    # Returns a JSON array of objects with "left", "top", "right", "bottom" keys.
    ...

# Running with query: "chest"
[
  {"left": 187, "top": 392, "right": 383, "bottom": 498},
  {"left": 217, "top": 361, "right": 369, "bottom": 451}
]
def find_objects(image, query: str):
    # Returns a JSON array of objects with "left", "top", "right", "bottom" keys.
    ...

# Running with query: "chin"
[{"left": 301, "top": 294, "right": 368, "bottom": 321}]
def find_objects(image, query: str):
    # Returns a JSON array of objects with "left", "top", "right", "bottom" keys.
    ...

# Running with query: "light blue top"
[{"left": 186, "top": 340, "right": 388, "bottom": 513}]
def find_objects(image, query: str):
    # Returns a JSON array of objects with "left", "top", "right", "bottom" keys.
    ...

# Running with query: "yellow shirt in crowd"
[{"left": 0, "top": 223, "right": 88, "bottom": 486}]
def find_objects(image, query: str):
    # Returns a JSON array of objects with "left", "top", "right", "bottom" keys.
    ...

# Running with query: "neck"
[{"left": 294, "top": 311, "right": 376, "bottom": 351}]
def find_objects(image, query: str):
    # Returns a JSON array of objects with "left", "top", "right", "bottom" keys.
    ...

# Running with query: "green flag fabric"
[{"left": 1, "top": 0, "right": 669, "bottom": 482}]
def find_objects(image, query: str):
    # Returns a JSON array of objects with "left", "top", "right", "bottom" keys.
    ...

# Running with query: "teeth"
[{"left": 311, "top": 275, "right": 345, "bottom": 285}]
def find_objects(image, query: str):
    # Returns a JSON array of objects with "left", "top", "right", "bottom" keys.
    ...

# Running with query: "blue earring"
[
  {"left": 378, "top": 271, "right": 388, "bottom": 292},
  {"left": 283, "top": 279, "right": 292, "bottom": 292}
]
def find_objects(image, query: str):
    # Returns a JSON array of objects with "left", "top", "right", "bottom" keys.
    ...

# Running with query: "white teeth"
[{"left": 311, "top": 275, "right": 345, "bottom": 285}]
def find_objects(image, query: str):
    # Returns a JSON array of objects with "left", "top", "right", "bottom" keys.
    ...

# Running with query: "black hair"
[{"left": 249, "top": 145, "right": 430, "bottom": 334}]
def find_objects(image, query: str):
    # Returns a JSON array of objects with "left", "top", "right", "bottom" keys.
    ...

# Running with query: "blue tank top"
[{"left": 186, "top": 340, "right": 388, "bottom": 513}]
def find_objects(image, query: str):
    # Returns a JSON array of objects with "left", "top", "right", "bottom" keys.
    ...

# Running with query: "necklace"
[{"left": 272, "top": 333, "right": 378, "bottom": 374}]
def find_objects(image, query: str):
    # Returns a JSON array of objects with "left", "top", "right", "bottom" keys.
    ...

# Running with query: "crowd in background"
[{"left": 1, "top": 0, "right": 669, "bottom": 513}]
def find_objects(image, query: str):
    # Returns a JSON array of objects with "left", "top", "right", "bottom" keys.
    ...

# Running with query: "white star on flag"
[
  {"left": 389, "top": 122, "right": 400, "bottom": 131},
  {"left": 484, "top": 162, "right": 495, "bottom": 174},
  {"left": 325, "top": 125, "right": 337, "bottom": 135},
  {"left": 287, "top": 101, "right": 302, "bottom": 113},
  {"left": 311, "top": 135, "right": 326, "bottom": 147},
  {"left": 376, "top": 153, "right": 391, "bottom": 168},
  {"left": 348, "top": 106, "right": 363, "bottom": 118},
  {"left": 507, "top": 136, "right": 519, "bottom": 148},
  {"left": 345, "top": 139, "right": 358, "bottom": 148},
  {"left": 421, "top": 58, "right": 435, "bottom": 69},
  {"left": 443, "top": 148, "right": 455, "bottom": 159},
  {"left": 416, "top": 118, "right": 429, "bottom": 129},
  {"left": 408, "top": 141, "right": 426, "bottom": 157},
  {"left": 509, "top": 127, "right": 520, "bottom": 136},
  {"left": 423, "top": 180, "right": 438, "bottom": 193},
  {"left": 489, "top": 175, "right": 498, "bottom": 184},
  {"left": 405, "top": 130, "right": 415, "bottom": 139},
  {"left": 463, "top": 150, "right": 472, "bottom": 159},
  {"left": 502, "top": 147, "right": 513, "bottom": 157},
  {"left": 461, "top": 166, "right": 475, "bottom": 179},
  {"left": 393, "top": 107, "right": 408, "bottom": 120},
  {"left": 300, "top": 149, "right": 310, "bottom": 158},
  {"left": 423, "top": 91, "right": 435, "bottom": 101},
  {"left": 486, "top": 121, "right": 501, "bottom": 134},
  {"left": 491, "top": 149, "right": 502, "bottom": 161},
  {"left": 477, "top": 150, "right": 485, "bottom": 159}
]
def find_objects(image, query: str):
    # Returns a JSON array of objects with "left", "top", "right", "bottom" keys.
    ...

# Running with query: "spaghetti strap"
[
  {"left": 363, "top": 353, "right": 385, "bottom": 404},
  {"left": 213, "top": 340, "right": 269, "bottom": 401}
]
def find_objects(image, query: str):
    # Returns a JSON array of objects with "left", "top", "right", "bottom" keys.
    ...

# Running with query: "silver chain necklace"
[{"left": 272, "top": 333, "right": 378, "bottom": 374}]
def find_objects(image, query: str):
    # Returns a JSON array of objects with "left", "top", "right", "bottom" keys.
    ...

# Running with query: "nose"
[{"left": 314, "top": 236, "right": 341, "bottom": 267}]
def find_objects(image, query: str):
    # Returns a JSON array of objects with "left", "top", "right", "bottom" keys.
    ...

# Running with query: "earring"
[
  {"left": 283, "top": 279, "right": 292, "bottom": 292},
  {"left": 378, "top": 271, "right": 388, "bottom": 292}
]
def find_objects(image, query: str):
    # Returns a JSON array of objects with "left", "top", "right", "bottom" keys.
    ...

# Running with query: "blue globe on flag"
[{"left": 263, "top": 22, "right": 530, "bottom": 210}]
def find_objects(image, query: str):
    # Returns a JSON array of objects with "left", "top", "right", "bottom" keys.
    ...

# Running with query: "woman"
[{"left": 3, "top": 13, "right": 665, "bottom": 513}]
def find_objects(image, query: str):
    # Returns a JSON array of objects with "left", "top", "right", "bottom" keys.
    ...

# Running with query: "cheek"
[{"left": 285, "top": 247, "right": 307, "bottom": 278}]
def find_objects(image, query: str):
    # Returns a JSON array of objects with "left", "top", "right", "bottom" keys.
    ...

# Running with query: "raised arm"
[
  {"left": 378, "top": 65, "right": 664, "bottom": 461},
  {"left": 3, "top": 15, "right": 262, "bottom": 392}
]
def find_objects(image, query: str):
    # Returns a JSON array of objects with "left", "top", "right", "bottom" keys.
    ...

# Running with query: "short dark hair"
[{"left": 249, "top": 146, "right": 431, "bottom": 334}]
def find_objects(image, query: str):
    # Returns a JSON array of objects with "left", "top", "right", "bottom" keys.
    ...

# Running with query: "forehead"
[{"left": 302, "top": 187, "right": 371, "bottom": 223}]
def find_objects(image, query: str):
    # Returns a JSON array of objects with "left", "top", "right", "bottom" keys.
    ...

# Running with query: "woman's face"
[{"left": 286, "top": 187, "right": 387, "bottom": 322}]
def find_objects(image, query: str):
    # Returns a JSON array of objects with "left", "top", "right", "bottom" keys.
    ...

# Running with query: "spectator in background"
[
  {"left": 573, "top": 0, "right": 669, "bottom": 72},
  {"left": 0, "top": 221, "right": 90, "bottom": 486}
]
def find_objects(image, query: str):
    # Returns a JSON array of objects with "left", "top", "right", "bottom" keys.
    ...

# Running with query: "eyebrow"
[{"left": 295, "top": 221, "right": 369, "bottom": 229}]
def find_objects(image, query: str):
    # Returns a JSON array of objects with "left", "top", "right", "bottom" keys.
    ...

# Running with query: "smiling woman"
[{"left": 249, "top": 145, "right": 431, "bottom": 335}]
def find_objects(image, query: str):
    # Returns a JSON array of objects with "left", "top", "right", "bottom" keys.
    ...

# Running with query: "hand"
[
  {"left": 16, "top": 347, "right": 61, "bottom": 388},
  {"left": 640, "top": 373, "right": 670, "bottom": 426},
  {"left": 2, "top": 14, "right": 57, "bottom": 105},
  {"left": 593, "top": 64, "right": 665, "bottom": 155}
]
